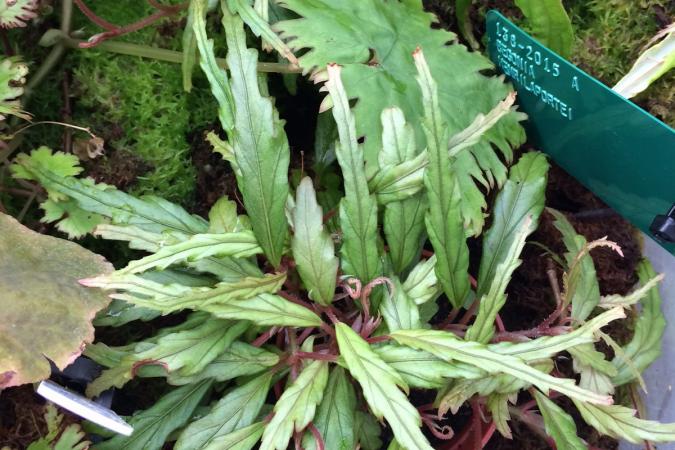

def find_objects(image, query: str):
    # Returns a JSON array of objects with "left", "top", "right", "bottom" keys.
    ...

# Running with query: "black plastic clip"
[{"left": 650, "top": 204, "right": 675, "bottom": 243}]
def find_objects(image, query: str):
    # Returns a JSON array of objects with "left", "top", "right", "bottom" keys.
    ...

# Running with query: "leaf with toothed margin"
[
  {"left": 0, "top": 212, "right": 112, "bottom": 389},
  {"left": 534, "top": 390, "right": 587, "bottom": 450}
]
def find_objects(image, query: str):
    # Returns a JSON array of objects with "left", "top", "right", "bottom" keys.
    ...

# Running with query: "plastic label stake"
[
  {"left": 486, "top": 10, "right": 675, "bottom": 256},
  {"left": 37, "top": 380, "right": 133, "bottom": 436}
]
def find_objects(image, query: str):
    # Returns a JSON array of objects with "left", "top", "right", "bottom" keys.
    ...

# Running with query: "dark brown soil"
[
  {"left": 82, "top": 147, "right": 150, "bottom": 191},
  {"left": 0, "top": 386, "right": 48, "bottom": 449}
]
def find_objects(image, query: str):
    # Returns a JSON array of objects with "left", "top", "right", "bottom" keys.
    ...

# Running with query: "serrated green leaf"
[
  {"left": 181, "top": 0, "right": 198, "bottom": 92},
  {"left": 569, "top": 344, "right": 616, "bottom": 395},
  {"left": 96, "top": 380, "right": 212, "bottom": 450},
  {"left": 275, "top": 0, "right": 525, "bottom": 236},
  {"left": 336, "top": 323, "right": 433, "bottom": 450},
  {"left": 208, "top": 197, "right": 249, "bottom": 233},
  {"left": 27, "top": 404, "right": 89, "bottom": 450},
  {"left": 613, "top": 259, "right": 666, "bottom": 385},
  {"left": 534, "top": 390, "right": 586, "bottom": 450},
  {"left": 168, "top": 341, "right": 279, "bottom": 385},
  {"left": 0, "top": 57, "right": 31, "bottom": 120},
  {"left": 220, "top": 7, "right": 291, "bottom": 267},
  {"left": 0, "top": 0, "right": 37, "bottom": 28},
  {"left": 476, "top": 152, "right": 548, "bottom": 297},
  {"left": 292, "top": 177, "right": 338, "bottom": 305},
  {"left": 175, "top": 372, "right": 272, "bottom": 450},
  {"left": 468, "top": 152, "right": 548, "bottom": 342},
  {"left": 455, "top": 0, "right": 479, "bottom": 50},
  {"left": 416, "top": 49, "right": 470, "bottom": 308},
  {"left": 380, "top": 277, "right": 421, "bottom": 332},
  {"left": 203, "top": 422, "right": 264, "bottom": 450},
  {"left": 83, "top": 272, "right": 285, "bottom": 314},
  {"left": 599, "top": 273, "right": 663, "bottom": 309},
  {"left": 487, "top": 394, "right": 513, "bottom": 439},
  {"left": 390, "top": 328, "right": 612, "bottom": 405},
  {"left": 41, "top": 198, "right": 103, "bottom": 238},
  {"left": 549, "top": 208, "right": 600, "bottom": 322},
  {"left": 118, "top": 231, "right": 261, "bottom": 274},
  {"left": 374, "top": 345, "right": 484, "bottom": 389},
  {"left": 573, "top": 400, "right": 675, "bottom": 443},
  {"left": 325, "top": 64, "right": 381, "bottom": 282},
  {"left": 260, "top": 360, "right": 329, "bottom": 450},
  {"left": 302, "top": 366, "right": 356, "bottom": 450},
  {"left": 204, "top": 293, "right": 323, "bottom": 327},
  {"left": 514, "top": 0, "right": 574, "bottom": 58},
  {"left": 86, "top": 316, "right": 246, "bottom": 396}
]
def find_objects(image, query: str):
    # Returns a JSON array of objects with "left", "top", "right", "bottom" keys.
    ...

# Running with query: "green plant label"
[{"left": 487, "top": 11, "right": 675, "bottom": 255}]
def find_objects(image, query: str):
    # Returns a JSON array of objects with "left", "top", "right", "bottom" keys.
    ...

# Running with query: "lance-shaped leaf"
[
  {"left": 87, "top": 319, "right": 247, "bottom": 396},
  {"left": 82, "top": 272, "right": 286, "bottom": 314},
  {"left": 573, "top": 400, "right": 675, "bottom": 444},
  {"left": 226, "top": 0, "right": 298, "bottom": 65},
  {"left": 533, "top": 390, "right": 587, "bottom": 450},
  {"left": 613, "top": 260, "right": 666, "bottom": 385},
  {"left": 96, "top": 380, "right": 212, "bottom": 450},
  {"left": 169, "top": 341, "right": 279, "bottom": 385},
  {"left": 192, "top": 0, "right": 234, "bottom": 131},
  {"left": 403, "top": 255, "right": 441, "bottom": 305},
  {"left": 302, "top": 366, "right": 356, "bottom": 450},
  {"left": 416, "top": 48, "right": 470, "bottom": 308},
  {"left": 13, "top": 148, "right": 208, "bottom": 236},
  {"left": 175, "top": 372, "right": 272, "bottom": 450},
  {"left": 204, "top": 293, "right": 323, "bottom": 327},
  {"left": 203, "top": 422, "right": 264, "bottom": 450},
  {"left": 119, "top": 231, "right": 261, "bottom": 274},
  {"left": 476, "top": 152, "right": 548, "bottom": 297},
  {"left": 292, "top": 177, "right": 338, "bottom": 305},
  {"left": 380, "top": 277, "right": 421, "bottom": 332},
  {"left": 335, "top": 323, "right": 433, "bottom": 450},
  {"left": 390, "top": 328, "right": 612, "bottom": 405},
  {"left": 260, "top": 360, "right": 329, "bottom": 450},
  {"left": 325, "top": 64, "right": 381, "bottom": 282},
  {"left": 380, "top": 106, "right": 427, "bottom": 274},
  {"left": 355, "top": 412, "right": 382, "bottom": 450},
  {"left": 374, "top": 345, "right": 484, "bottom": 389},
  {"left": 487, "top": 394, "right": 513, "bottom": 439},
  {"left": 599, "top": 273, "right": 664, "bottom": 309},
  {"left": 221, "top": 8, "right": 291, "bottom": 267},
  {"left": 0, "top": 213, "right": 112, "bottom": 388},
  {"left": 466, "top": 216, "right": 533, "bottom": 343}
]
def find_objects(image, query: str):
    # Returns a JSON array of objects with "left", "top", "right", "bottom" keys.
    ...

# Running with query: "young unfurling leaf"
[
  {"left": 336, "top": 323, "right": 433, "bottom": 450},
  {"left": 415, "top": 48, "right": 470, "bottom": 308},
  {"left": 260, "top": 360, "right": 329, "bottom": 450},
  {"left": 325, "top": 64, "right": 381, "bottom": 283},
  {"left": 292, "top": 177, "right": 338, "bottom": 305}
]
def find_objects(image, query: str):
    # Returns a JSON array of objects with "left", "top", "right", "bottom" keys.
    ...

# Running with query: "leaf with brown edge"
[{"left": 0, "top": 212, "right": 112, "bottom": 388}]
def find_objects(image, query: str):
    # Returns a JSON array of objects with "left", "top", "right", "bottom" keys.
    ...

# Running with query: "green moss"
[
  {"left": 567, "top": 0, "right": 674, "bottom": 125},
  {"left": 69, "top": 0, "right": 221, "bottom": 203}
]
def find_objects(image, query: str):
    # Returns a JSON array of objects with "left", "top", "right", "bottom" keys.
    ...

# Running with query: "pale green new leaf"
[
  {"left": 292, "top": 177, "right": 338, "bottom": 305},
  {"left": 203, "top": 422, "right": 264, "bottom": 450},
  {"left": 599, "top": 274, "right": 663, "bottom": 308},
  {"left": 168, "top": 341, "right": 279, "bottom": 385},
  {"left": 325, "top": 64, "right": 381, "bottom": 282},
  {"left": 613, "top": 260, "right": 666, "bottom": 385},
  {"left": 302, "top": 366, "right": 356, "bottom": 450},
  {"left": 96, "top": 380, "right": 212, "bottom": 450},
  {"left": 416, "top": 49, "right": 470, "bottom": 308},
  {"left": 514, "top": 0, "right": 574, "bottom": 57},
  {"left": 208, "top": 197, "right": 250, "bottom": 233},
  {"left": 369, "top": 151, "right": 427, "bottom": 204},
  {"left": 455, "top": 0, "right": 479, "bottom": 49},
  {"left": 573, "top": 401, "right": 675, "bottom": 444},
  {"left": 403, "top": 256, "right": 441, "bottom": 305},
  {"left": 0, "top": 57, "right": 30, "bottom": 120},
  {"left": 0, "top": 0, "right": 37, "bottom": 28},
  {"left": 549, "top": 208, "right": 600, "bottom": 321},
  {"left": 260, "top": 360, "right": 329, "bottom": 450},
  {"left": 380, "top": 277, "right": 421, "bottom": 332},
  {"left": 390, "top": 328, "right": 612, "bottom": 405},
  {"left": 119, "top": 231, "right": 261, "bottom": 274},
  {"left": 375, "top": 345, "right": 484, "bottom": 389},
  {"left": 181, "top": 0, "right": 198, "bottom": 92},
  {"left": 487, "top": 394, "right": 513, "bottom": 439},
  {"left": 336, "top": 323, "right": 433, "bottom": 450},
  {"left": 379, "top": 107, "right": 427, "bottom": 274},
  {"left": 82, "top": 272, "right": 285, "bottom": 314},
  {"left": 533, "top": 390, "right": 586, "bottom": 450},
  {"left": 175, "top": 372, "right": 272, "bottom": 450},
  {"left": 569, "top": 344, "right": 616, "bottom": 395},
  {"left": 221, "top": 7, "right": 291, "bottom": 267},
  {"left": 204, "top": 293, "right": 323, "bottom": 327},
  {"left": 613, "top": 23, "right": 675, "bottom": 98}
]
